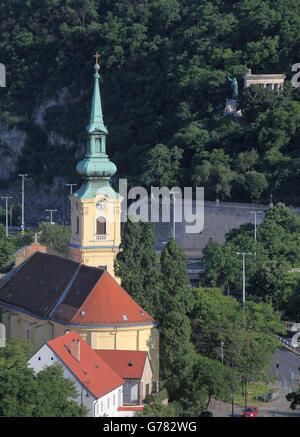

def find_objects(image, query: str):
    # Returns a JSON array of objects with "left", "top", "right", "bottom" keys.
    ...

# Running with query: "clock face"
[{"left": 96, "top": 199, "right": 107, "bottom": 211}]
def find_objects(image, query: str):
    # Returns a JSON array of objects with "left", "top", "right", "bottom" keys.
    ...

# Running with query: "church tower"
[{"left": 69, "top": 55, "right": 121, "bottom": 281}]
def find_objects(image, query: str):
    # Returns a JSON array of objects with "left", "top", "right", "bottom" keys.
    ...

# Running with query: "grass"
[{"left": 233, "top": 381, "right": 277, "bottom": 407}]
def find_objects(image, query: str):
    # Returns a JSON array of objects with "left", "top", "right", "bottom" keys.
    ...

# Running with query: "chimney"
[{"left": 70, "top": 338, "right": 80, "bottom": 361}]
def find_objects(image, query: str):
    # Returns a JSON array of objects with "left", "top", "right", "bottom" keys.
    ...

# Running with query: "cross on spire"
[{"left": 94, "top": 52, "right": 100, "bottom": 64}]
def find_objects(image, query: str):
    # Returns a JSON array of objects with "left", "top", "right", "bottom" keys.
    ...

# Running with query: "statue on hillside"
[{"left": 228, "top": 76, "right": 238, "bottom": 100}]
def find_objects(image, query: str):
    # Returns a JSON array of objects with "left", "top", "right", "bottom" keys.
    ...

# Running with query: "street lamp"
[
  {"left": 1, "top": 196, "right": 13, "bottom": 237},
  {"left": 19, "top": 174, "right": 28, "bottom": 233},
  {"left": 235, "top": 252, "right": 252, "bottom": 328},
  {"left": 66, "top": 183, "right": 77, "bottom": 197},
  {"left": 171, "top": 190, "right": 181, "bottom": 241},
  {"left": 45, "top": 209, "right": 57, "bottom": 224},
  {"left": 66, "top": 184, "right": 76, "bottom": 226},
  {"left": 250, "top": 210, "right": 263, "bottom": 241}
]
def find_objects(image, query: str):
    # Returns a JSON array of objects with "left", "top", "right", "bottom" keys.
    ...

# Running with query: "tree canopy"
[
  {"left": 0, "top": 338, "right": 86, "bottom": 417},
  {"left": 1, "top": 0, "right": 300, "bottom": 205}
]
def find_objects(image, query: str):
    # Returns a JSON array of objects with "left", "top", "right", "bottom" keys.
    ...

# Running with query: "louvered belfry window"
[{"left": 96, "top": 216, "right": 106, "bottom": 235}]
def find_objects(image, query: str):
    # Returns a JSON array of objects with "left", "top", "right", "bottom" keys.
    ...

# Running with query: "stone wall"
[{"left": 154, "top": 200, "right": 300, "bottom": 257}]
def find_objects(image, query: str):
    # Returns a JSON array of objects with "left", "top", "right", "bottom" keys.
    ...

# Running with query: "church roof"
[
  {"left": 71, "top": 271, "right": 154, "bottom": 326},
  {"left": 47, "top": 331, "right": 124, "bottom": 399},
  {"left": 0, "top": 251, "right": 155, "bottom": 327}
]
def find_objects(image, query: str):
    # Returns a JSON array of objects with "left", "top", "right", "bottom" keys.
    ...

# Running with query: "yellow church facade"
[{"left": 69, "top": 194, "right": 122, "bottom": 283}]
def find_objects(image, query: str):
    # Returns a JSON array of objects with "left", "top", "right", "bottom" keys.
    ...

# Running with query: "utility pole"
[
  {"left": 45, "top": 209, "right": 57, "bottom": 224},
  {"left": 1, "top": 196, "right": 13, "bottom": 237},
  {"left": 19, "top": 174, "right": 28, "bottom": 233},
  {"left": 236, "top": 251, "right": 252, "bottom": 411},
  {"left": 250, "top": 210, "right": 263, "bottom": 241}
]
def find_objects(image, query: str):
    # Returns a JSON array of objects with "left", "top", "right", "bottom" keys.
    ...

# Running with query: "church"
[{"left": 0, "top": 57, "right": 159, "bottom": 384}]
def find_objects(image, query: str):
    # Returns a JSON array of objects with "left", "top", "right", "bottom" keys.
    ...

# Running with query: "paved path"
[{"left": 208, "top": 390, "right": 300, "bottom": 417}]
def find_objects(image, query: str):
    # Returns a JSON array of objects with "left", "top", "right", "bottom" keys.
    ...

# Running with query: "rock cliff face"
[
  {"left": 0, "top": 87, "right": 82, "bottom": 223},
  {"left": 0, "top": 121, "right": 26, "bottom": 179}
]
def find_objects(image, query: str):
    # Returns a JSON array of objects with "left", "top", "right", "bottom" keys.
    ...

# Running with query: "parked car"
[
  {"left": 242, "top": 407, "right": 258, "bottom": 417},
  {"left": 199, "top": 411, "right": 213, "bottom": 417}
]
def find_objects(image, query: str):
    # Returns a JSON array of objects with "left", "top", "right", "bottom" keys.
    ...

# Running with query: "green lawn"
[{"left": 233, "top": 382, "right": 277, "bottom": 407}]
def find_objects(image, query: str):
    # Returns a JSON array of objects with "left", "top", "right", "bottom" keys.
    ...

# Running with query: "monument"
[{"left": 224, "top": 75, "right": 242, "bottom": 117}]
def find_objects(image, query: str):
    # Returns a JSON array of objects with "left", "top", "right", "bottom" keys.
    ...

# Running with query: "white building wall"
[{"left": 28, "top": 344, "right": 123, "bottom": 417}]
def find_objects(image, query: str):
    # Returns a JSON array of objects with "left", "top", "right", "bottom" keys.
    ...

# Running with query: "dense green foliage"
[
  {"left": 201, "top": 203, "right": 300, "bottom": 321},
  {"left": 36, "top": 221, "right": 71, "bottom": 257},
  {"left": 0, "top": 338, "right": 87, "bottom": 416},
  {"left": 1, "top": 0, "right": 300, "bottom": 204},
  {"left": 115, "top": 221, "right": 283, "bottom": 414},
  {"left": 0, "top": 221, "right": 71, "bottom": 273}
]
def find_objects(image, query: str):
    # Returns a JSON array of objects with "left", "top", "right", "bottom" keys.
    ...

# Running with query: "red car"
[{"left": 242, "top": 407, "right": 258, "bottom": 417}]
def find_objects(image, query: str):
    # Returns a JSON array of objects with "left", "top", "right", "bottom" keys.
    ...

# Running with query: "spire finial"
[{"left": 94, "top": 52, "right": 100, "bottom": 65}]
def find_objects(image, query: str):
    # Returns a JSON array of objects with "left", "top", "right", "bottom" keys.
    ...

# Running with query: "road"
[
  {"left": 270, "top": 347, "right": 300, "bottom": 391},
  {"left": 208, "top": 346, "right": 300, "bottom": 417}
]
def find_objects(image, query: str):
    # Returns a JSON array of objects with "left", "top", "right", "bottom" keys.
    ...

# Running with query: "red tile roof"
[
  {"left": 47, "top": 331, "right": 124, "bottom": 399},
  {"left": 0, "top": 253, "right": 155, "bottom": 328},
  {"left": 71, "top": 272, "right": 154, "bottom": 326},
  {"left": 95, "top": 350, "right": 148, "bottom": 379}
]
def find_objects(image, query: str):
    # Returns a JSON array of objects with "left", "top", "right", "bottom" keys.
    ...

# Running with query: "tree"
[
  {"left": 286, "top": 387, "right": 300, "bottom": 410},
  {"left": 0, "top": 338, "right": 87, "bottom": 417},
  {"left": 137, "top": 400, "right": 180, "bottom": 417},
  {"left": 141, "top": 143, "right": 183, "bottom": 188},
  {"left": 237, "top": 85, "right": 278, "bottom": 123},
  {"left": 114, "top": 220, "right": 162, "bottom": 317},
  {"left": 0, "top": 237, "right": 15, "bottom": 273},
  {"left": 37, "top": 222, "right": 71, "bottom": 258},
  {"left": 159, "top": 237, "right": 194, "bottom": 316},
  {"left": 201, "top": 203, "right": 300, "bottom": 306},
  {"left": 158, "top": 238, "right": 196, "bottom": 401},
  {"left": 183, "top": 354, "right": 232, "bottom": 412},
  {"left": 33, "top": 364, "right": 86, "bottom": 417}
]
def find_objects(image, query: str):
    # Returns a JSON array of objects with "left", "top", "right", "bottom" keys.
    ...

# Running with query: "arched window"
[{"left": 96, "top": 216, "right": 106, "bottom": 235}]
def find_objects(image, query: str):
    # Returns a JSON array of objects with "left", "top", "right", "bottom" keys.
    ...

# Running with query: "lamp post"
[
  {"left": 235, "top": 252, "right": 252, "bottom": 328},
  {"left": 1, "top": 196, "right": 13, "bottom": 237},
  {"left": 45, "top": 209, "right": 57, "bottom": 224},
  {"left": 250, "top": 210, "right": 263, "bottom": 240},
  {"left": 19, "top": 174, "right": 28, "bottom": 233},
  {"left": 171, "top": 190, "right": 181, "bottom": 240},
  {"left": 66, "top": 184, "right": 76, "bottom": 226}
]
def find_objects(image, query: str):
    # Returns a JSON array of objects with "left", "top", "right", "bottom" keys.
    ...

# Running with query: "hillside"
[{"left": 1, "top": 0, "right": 300, "bottom": 206}]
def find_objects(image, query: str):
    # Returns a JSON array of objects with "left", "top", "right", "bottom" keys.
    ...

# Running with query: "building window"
[
  {"left": 97, "top": 265, "right": 108, "bottom": 271},
  {"left": 113, "top": 394, "right": 115, "bottom": 406},
  {"left": 76, "top": 217, "right": 79, "bottom": 234},
  {"left": 26, "top": 328, "right": 30, "bottom": 340},
  {"left": 96, "top": 216, "right": 106, "bottom": 235}
]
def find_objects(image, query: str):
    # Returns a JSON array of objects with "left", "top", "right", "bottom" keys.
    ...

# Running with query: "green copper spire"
[
  {"left": 86, "top": 62, "right": 108, "bottom": 134},
  {"left": 75, "top": 55, "right": 118, "bottom": 199}
]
